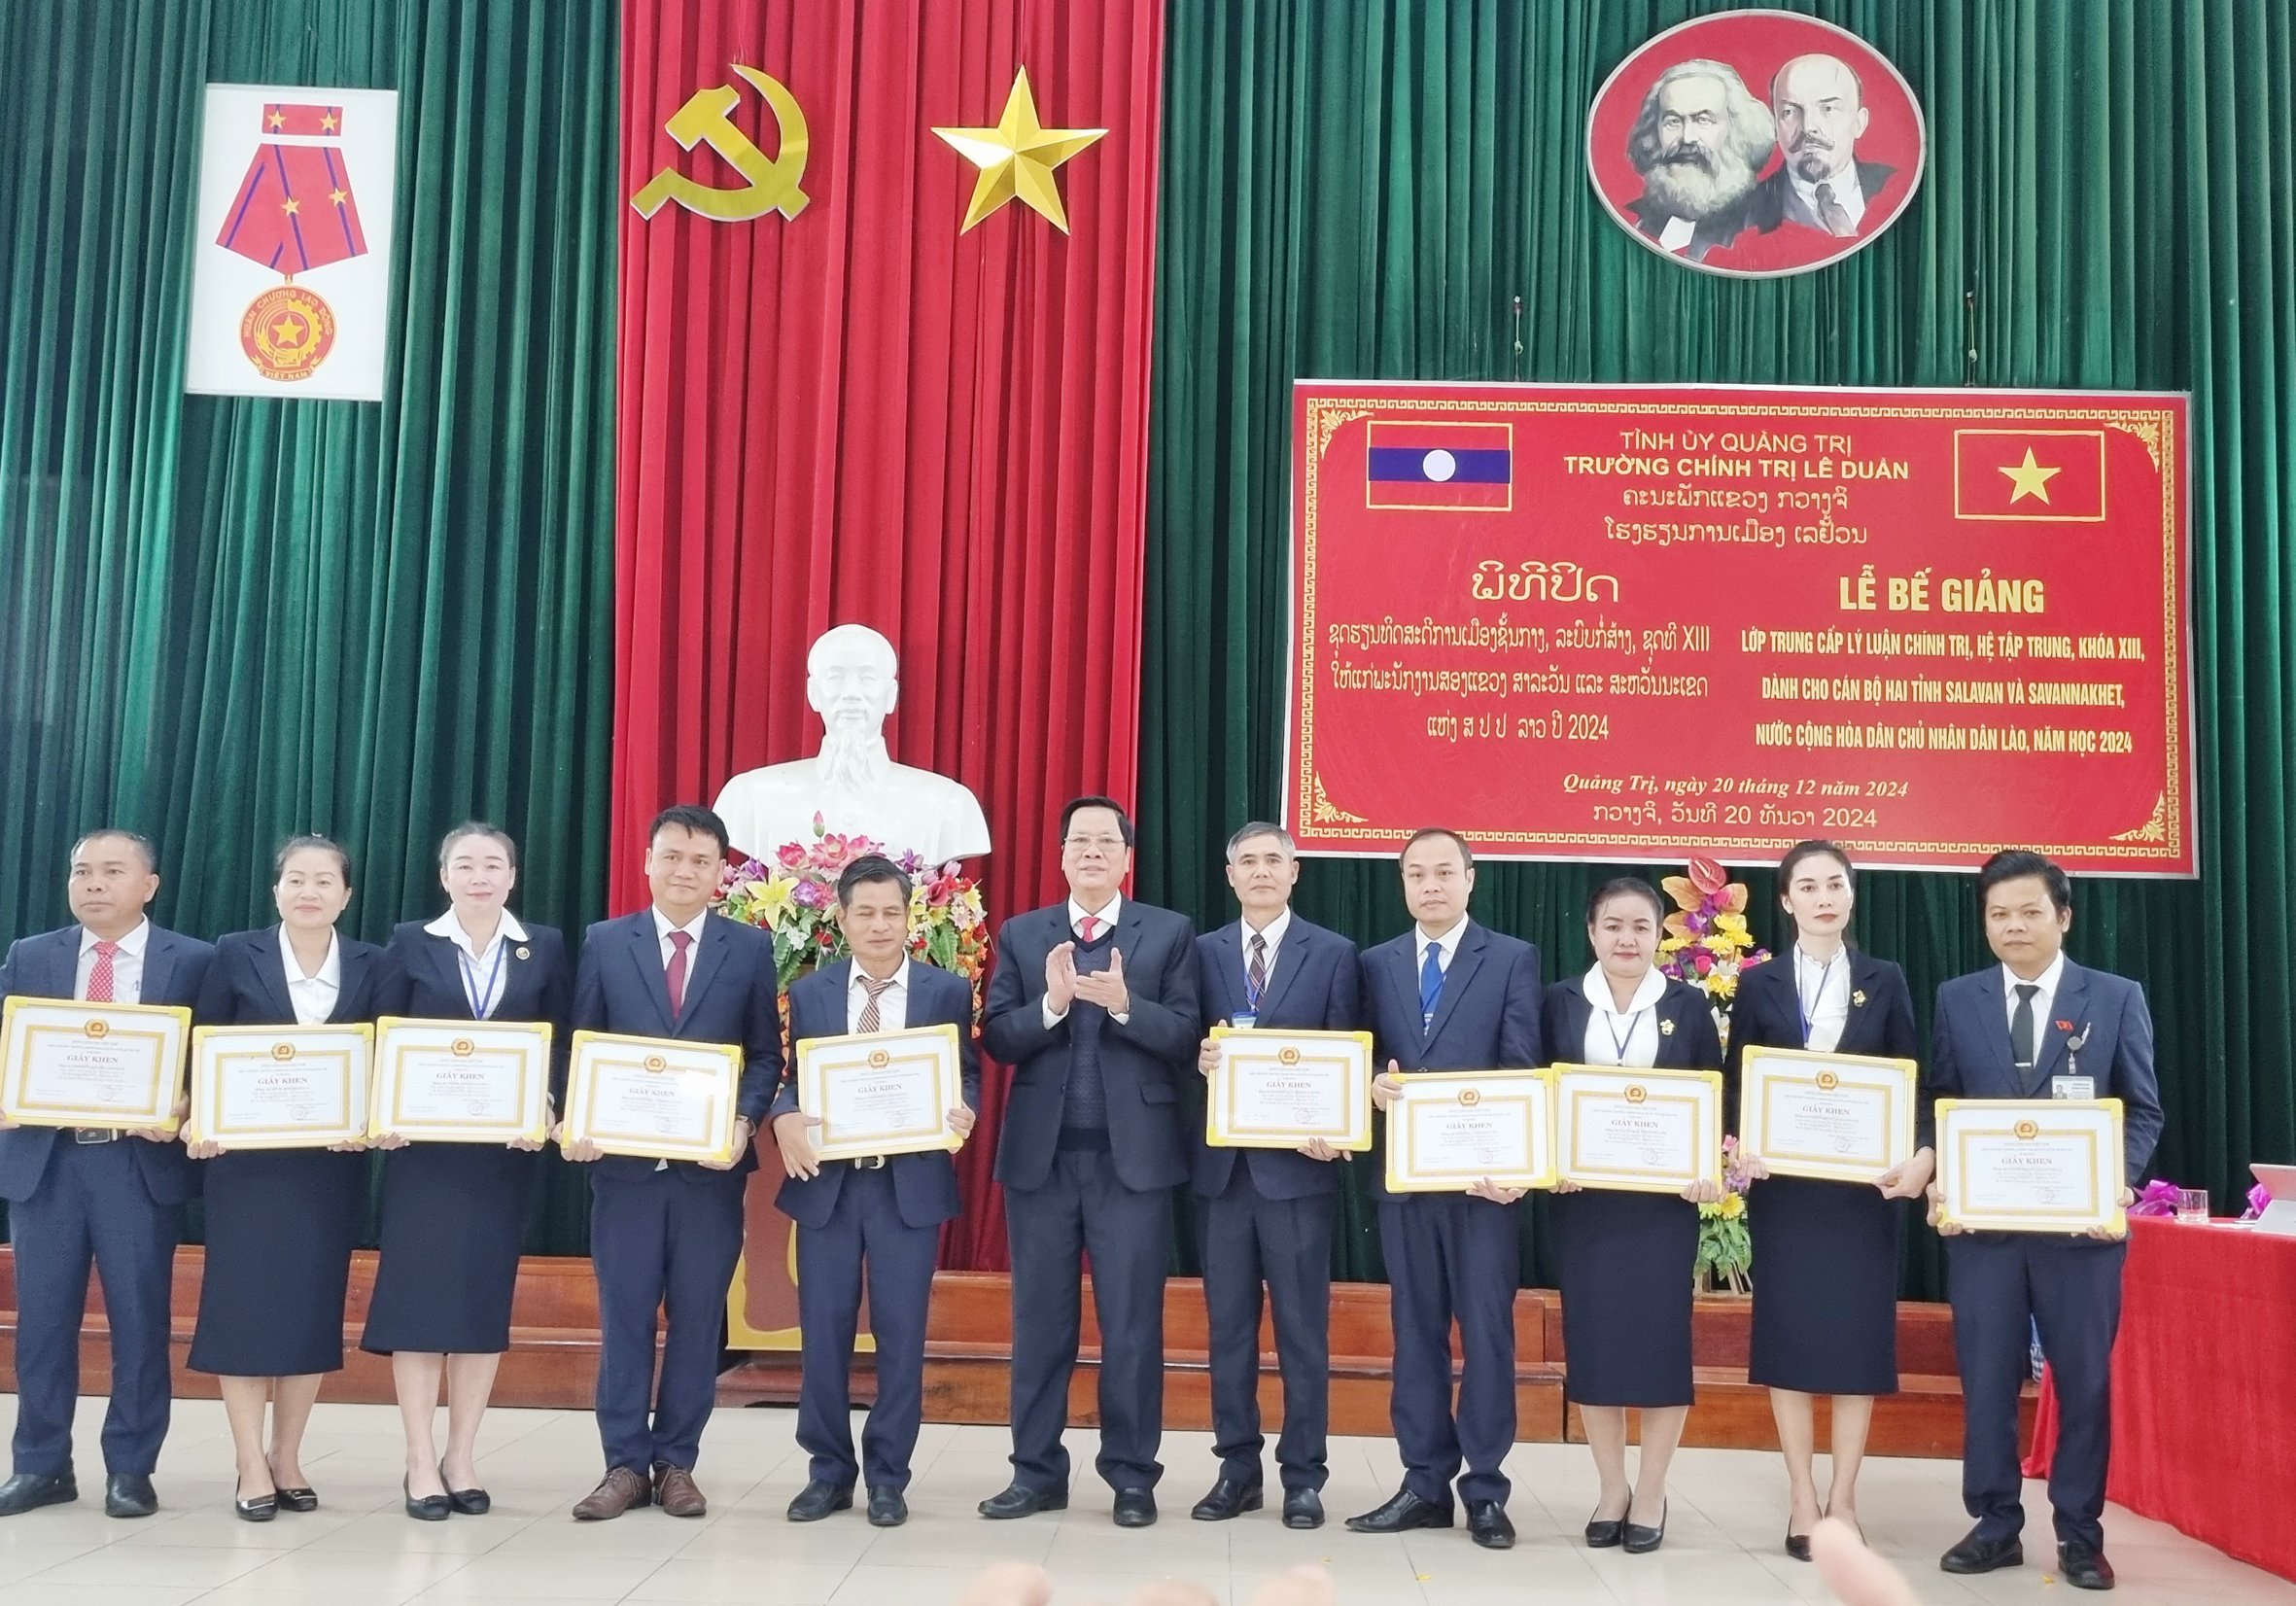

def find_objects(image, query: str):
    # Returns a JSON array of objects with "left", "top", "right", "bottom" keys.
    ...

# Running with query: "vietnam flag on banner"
[
  {"left": 1952, "top": 428, "right": 2109, "bottom": 522},
  {"left": 613, "top": 1, "right": 1165, "bottom": 1278}
]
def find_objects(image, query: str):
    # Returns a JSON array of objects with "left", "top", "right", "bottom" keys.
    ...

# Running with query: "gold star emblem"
[
  {"left": 272, "top": 317, "right": 302, "bottom": 343},
  {"left": 330, "top": 188, "right": 348, "bottom": 206},
  {"left": 932, "top": 67, "right": 1104, "bottom": 233},
  {"left": 267, "top": 109, "right": 285, "bottom": 130},
  {"left": 320, "top": 111, "right": 338, "bottom": 132},
  {"left": 2000, "top": 448, "right": 2062, "bottom": 504},
  {"left": 280, "top": 197, "right": 300, "bottom": 216}
]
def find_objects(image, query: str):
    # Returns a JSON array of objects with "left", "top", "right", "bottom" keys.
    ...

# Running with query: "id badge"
[
  {"left": 1230, "top": 1011, "right": 1258, "bottom": 1030},
  {"left": 2051, "top": 1075, "right": 2095, "bottom": 1100}
]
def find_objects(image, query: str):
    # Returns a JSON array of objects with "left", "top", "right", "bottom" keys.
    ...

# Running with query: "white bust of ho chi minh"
[{"left": 711, "top": 623, "right": 991, "bottom": 865}]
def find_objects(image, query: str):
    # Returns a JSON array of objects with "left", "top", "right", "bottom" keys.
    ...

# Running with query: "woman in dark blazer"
[
  {"left": 188, "top": 836, "right": 401, "bottom": 1520},
  {"left": 1543, "top": 878, "right": 1724, "bottom": 1557},
  {"left": 365, "top": 822, "right": 570, "bottom": 1519},
  {"left": 1722, "top": 841, "right": 1927, "bottom": 1558}
]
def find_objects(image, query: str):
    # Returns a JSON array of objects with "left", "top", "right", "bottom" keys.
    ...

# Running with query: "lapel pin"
[
  {"left": 516, "top": 946, "right": 531, "bottom": 960},
  {"left": 1659, "top": 1018, "right": 1676, "bottom": 1036},
  {"left": 2055, "top": 1019, "right": 2073, "bottom": 1032},
  {"left": 1852, "top": 989, "right": 1867, "bottom": 1008}
]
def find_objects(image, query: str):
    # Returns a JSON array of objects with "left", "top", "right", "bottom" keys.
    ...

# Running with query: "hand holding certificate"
[
  {"left": 1383, "top": 1070, "right": 1554, "bottom": 1194},
  {"left": 793, "top": 1025, "right": 966, "bottom": 1163},
  {"left": 1933, "top": 1099, "right": 2128, "bottom": 1237},
  {"left": 1207, "top": 1028, "right": 1373, "bottom": 1152},
  {"left": 0, "top": 999, "right": 191, "bottom": 1133},
  {"left": 186, "top": 1025, "right": 374, "bottom": 1151},
  {"left": 1554, "top": 1065, "right": 1724, "bottom": 1194},
  {"left": 1737, "top": 1046, "right": 1918, "bottom": 1184},
  {"left": 562, "top": 1030, "right": 742, "bottom": 1165},
  {"left": 370, "top": 1018, "right": 553, "bottom": 1145}
]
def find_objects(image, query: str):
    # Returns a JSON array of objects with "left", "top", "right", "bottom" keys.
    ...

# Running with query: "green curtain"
[
  {"left": 0, "top": 0, "right": 617, "bottom": 1251},
  {"left": 1140, "top": 0, "right": 2296, "bottom": 1297}
]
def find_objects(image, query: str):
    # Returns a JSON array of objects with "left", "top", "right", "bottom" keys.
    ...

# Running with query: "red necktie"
[
  {"left": 666, "top": 929, "right": 693, "bottom": 1017},
  {"left": 87, "top": 940, "right": 118, "bottom": 1002},
  {"left": 1078, "top": 916, "right": 1099, "bottom": 942}
]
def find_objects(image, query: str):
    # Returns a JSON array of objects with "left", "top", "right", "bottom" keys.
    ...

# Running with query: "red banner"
[{"left": 1288, "top": 383, "right": 2194, "bottom": 875}]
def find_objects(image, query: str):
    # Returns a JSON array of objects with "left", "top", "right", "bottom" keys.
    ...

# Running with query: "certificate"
[
  {"left": 563, "top": 1030, "right": 741, "bottom": 1164},
  {"left": 1555, "top": 1065, "right": 1724, "bottom": 1193},
  {"left": 1384, "top": 1070, "right": 1554, "bottom": 1193},
  {"left": 370, "top": 1017, "right": 553, "bottom": 1144},
  {"left": 0, "top": 998, "right": 191, "bottom": 1131},
  {"left": 795, "top": 1025, "right": 963, "bottom": 1162},
  {"left": 1737, "top": 1045, "right": 1918, "bottom": 1182},
  {"left": 187, "top": 1025, "right": 373, "bottom": 1150},
  {"left": 1935, "top": 1099, "right": 2127, "bottom": 1234},
  {"left": 1207, "top": 1027, "right": 1374, "bottom": 1150}
]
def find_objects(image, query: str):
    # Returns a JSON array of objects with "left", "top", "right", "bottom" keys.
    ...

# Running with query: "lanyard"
[
  {"left": 458, "top": 938, "right": 508, "bottom": 1020},
  {"left": 1794, "top": 949, "right": 1838, "bottom": 1048},
  {"left": 1603, "top": 1007, "right": 1648, "bottom": 1065}
]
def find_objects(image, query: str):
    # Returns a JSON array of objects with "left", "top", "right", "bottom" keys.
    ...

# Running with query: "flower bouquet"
[
  {"left": 1697, "top": 1135, "right": 1754, "bottom": 1294},
  {"left": 1655, "top": 855, "right": 1772, "bottom": 1047},
  {"left": 713, "top": 815, "right": 990, "bottom": 1017}
]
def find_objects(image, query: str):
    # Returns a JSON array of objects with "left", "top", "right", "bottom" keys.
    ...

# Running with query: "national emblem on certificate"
[
  {"left": 1383, "top": 1070, "right": 1554, "bottom": 1193},
  {"left": 563, "top": 1030, "right": 741, "bottom": 1164},
  {"left": 370, "top": 1017, "right": 553, "bottom": 1144},
  {"left": 1554, "top": 1065, "right": 1724, "bottom": 1193},
  {"left": 795, "top": 1024, "right": 965, "bottom": 1162},
  {"left": 187, "top": 1024, "right": 374, "bottom": 1149},
  {"left": 1737, "top": 1045, "right": 1918, "bottom": 1183},
  {"left": 1207, "top": 1027, "right": 1374, "bottom": 1150},
  {"left": 0, "top": 998, "right": 192, "bottom": 1131},
  {"left": 1935, "top": 1099, "right": 2127, "bottom": 1234}
]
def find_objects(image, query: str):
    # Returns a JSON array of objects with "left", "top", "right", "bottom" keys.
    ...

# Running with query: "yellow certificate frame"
[
  {"left": 0, "top": 997, "right": 191, "bottom": 1131},
  {"left": 1383, "top": 1069, "right": 1554, "bottom": 1193},
  {"left": 1207, "top": 1026, "right": 1374, "bottom": 1151},
  {"left": 370, "top": 1016, "right": 552, "bottom": 1144},
  {"left": 795, "top": 1024, "right": 963, "bottom": 1162},
  {"left": 1554, "top": 1064, "right": 1724, "bottom": 1193},
  {"left": 563, "top": 1030, "right": 741, "bottom": 1165},
  {"left": 1738, "top": 1044, "right": 1918, "bottom": 1183},
  {"left": 187, "top": 1025, "right": 373, "bottom": 1149},
  {"left": 1935, "top": 1098, "right": 2126, "bottom": 1235}
]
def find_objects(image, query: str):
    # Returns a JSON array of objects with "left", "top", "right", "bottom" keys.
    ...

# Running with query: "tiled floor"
[{"left": 0, "top": 1398, "right": 2286, "bottom": 1605}]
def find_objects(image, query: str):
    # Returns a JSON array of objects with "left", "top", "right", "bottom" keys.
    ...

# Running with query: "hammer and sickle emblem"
[{"left": 631, "top": 64, "right": 810, "bottom": 223}]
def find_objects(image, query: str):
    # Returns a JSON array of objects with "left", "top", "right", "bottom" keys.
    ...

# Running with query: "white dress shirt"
[
  {"left": 849, "top": 958, "right": 912, "bottom": 1033},
  {"left": 2001, "top": 952, "right": 2069, "bottom": 1062},
  {"left": 1046, "top": 895, "right": 1129, "bottom": 1027},
  {"left": 1792, "top": 162, "right": 1868, "bottom": 231},
  {"left": 1580, "top": 966, "right": 1667, "bottom": 1068},
  {"left": 1658, "top": 214, "right": 1697, "bottom": 253},
  {"left": 281, "top": 929, "right": 342, "bottom": 1028},
  {"left": 1415, "top": 916, "right": 1470, "bottom": 975},
  {"left": 1793, "top": 944, "right": 1853, "bottom": 1054},
  {"left": 652, "top": 906, "right": 709, "bottom": 970},
  {"left": 426, "top": 908, "right": 528, "bottom": 1020},
  {"left": 76, "top": 919, "right": 151, "bottom": 1004},
  {"left": 1239, "top": 907, "right": 1293, "bottom": 997}
]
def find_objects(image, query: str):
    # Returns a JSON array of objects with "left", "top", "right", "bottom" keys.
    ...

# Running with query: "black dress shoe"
[
  {"left": 0, "top": 1471, "right": 77, "bottom": 1516},
  {"left": 442, "top": 1463, "right": 489, "bottom": 1516},
  {"left": 2059, "top": 1541, "right": 2116, "bottom": 1590},
  {"left": 1623, "top": 1500, "right": 1668, "bottom": 1554},
  {"left": 1585, "top": 1507, "right": 1626, "bottom": 1549},
  {"left": 105, "top": 1473, "right": 158, "bottom": 1519},
  {"left": 1282, "top": 1488, "right": 1324, "bottom": 1530},
  {"left": 979, "top": 1483, "right": 1067, "bottom": 1519},
  {"left": 786, "top": 1480, "right": 855, "bottom": 1522},
  {"left": 233, "top": 1480, "right": 278, "bottom": 1523},
  {"left": 1939, "top": 1529, "right": 2024, "bottom": 1574},
  {"left": 1113, "top": 1487, "right": 1158, "bottom": 1527},
  {"left": 274, "top": 1484, "right": 318, "bottom": 1513},
  {"left": 1465, "top": 1500, "right": 1515, "bottom": 1550},
  {"left": 1786, "top": 1528, "right": 1814, "bottom": 1562},
  {"left": 1190, "top": 1479, "right": 1264, "bottom": 1520},
  {"left": 867, "top": 1486, "right": 908, "bottom": 1527},
  {"left": 403, "top": 1477, "right": 451, "bottom": 1522},
  {"left": 1344, "top": 1487, "right": 1454, "bottom": 1533}
]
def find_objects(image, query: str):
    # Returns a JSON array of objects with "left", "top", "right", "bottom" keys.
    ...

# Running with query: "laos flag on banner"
[{"left": 1366, "top": 420, "right": 1513, "bottom": 509}]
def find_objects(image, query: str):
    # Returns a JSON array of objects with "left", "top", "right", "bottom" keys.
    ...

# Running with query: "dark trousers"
[
  {"left": 9, "top": 1138, "right": 177, "bottom": 1477},
  {"left": 1378, "top": 1194, "right": 1518, "bottom": 1506},
  {"left": 588, "top": 1169, "right": 745, "bottom": 1475},
  {"left": 1200, "top": 1171, "right": 1332, "bottom": 1492},
  {"left": 1948, "top": 1233, "right": 2127, "bottom": 1549},
  {"left": 1005, "top": 1148, "right": 1170, "bottom": 1491},
  {"left": 793, "top": 1164, "right": 939, "bottom": 1492}
]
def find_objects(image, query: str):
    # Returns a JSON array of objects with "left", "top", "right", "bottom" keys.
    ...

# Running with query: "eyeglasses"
[{"left": 1064, "top": 835, "right": 1127, "bottom": 851}]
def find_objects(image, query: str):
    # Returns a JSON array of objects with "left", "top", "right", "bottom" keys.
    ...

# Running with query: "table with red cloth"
[{"left": 2023, "top": 1215, "right": 2296, "bottom": 1581}]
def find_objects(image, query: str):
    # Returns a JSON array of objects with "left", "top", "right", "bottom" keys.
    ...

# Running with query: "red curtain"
[{"left": 614, "top": 1, "right": 1164, "bottom": 1268}]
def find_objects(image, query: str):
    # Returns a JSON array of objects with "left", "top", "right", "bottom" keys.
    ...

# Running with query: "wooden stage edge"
[{"left": 0, "top": 1250, "right": 2024, "bottom": 1458}]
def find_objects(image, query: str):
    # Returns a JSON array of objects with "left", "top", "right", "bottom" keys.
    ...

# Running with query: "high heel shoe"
[
  {"left": 404, "top": 1476, "right": 451, "bottom": 1521},
  {"left": 1585, "top": 1498, "right": 1628, "bottom": 1549},
  {"left": 442, "top": 1461, "right": 490, "bottom": 1517},
  {"left": 1623, "top": 1499, "right": 1668, "bottom": 1554},
  {"left": 1786, "top": 1526, "right": 1814, "bottom": 1562},
  {"left": 233, "top": 1479, "right": 278, "bottom": 1523}
]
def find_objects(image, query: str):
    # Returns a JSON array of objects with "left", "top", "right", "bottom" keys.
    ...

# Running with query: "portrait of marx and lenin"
[{"left": 1586, "top": 10, "right": 1927, "bottom": 277}]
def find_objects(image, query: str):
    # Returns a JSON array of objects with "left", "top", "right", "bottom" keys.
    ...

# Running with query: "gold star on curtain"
[{"left": 932, "top": 67, "right": 1104, "bottom": 233}]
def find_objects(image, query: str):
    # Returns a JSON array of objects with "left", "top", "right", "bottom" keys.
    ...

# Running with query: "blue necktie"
[{"left": 1419, "top": 940, "right": 1444, "bottom": 1028}]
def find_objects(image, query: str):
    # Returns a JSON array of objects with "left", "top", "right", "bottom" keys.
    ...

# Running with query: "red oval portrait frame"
[{"left": 1586, "top": 10, "right": 1926, "bottom": 278}]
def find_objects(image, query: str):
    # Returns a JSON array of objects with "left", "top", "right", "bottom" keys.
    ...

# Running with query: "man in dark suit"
[
  {"left": 0, "top": 830, "right": 214, "bottom": 1519},
  {"left": 770, "top": 854, "right": 980, "bottom": 1529},
  {"left": 977, "top": 796, "right": 1200, "bottom": 1528},
  {"left": 1346, "top": 828, "right": 1542, "bottom": 1550},
  {"left": 563, "top": 805, "right": 783, "bottom": 1522},
  {"left": 1927, "top": 851, "right": 2163, "bottom": 1592},
  {"left": 1750, "top": 52, "right": 1897, "bottom": 237},
  {"left": 1187, "top": 822, "right": 1359, "bottom": 1531}
]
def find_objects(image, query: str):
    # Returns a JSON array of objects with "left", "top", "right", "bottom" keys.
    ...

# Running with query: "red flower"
[{"left": 1687, "top": 856, "right": 1728, "bottom": 895}]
